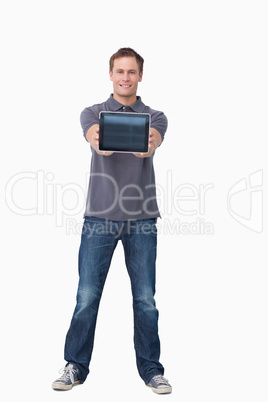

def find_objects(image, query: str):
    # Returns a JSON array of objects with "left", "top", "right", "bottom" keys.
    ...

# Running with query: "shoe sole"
[
  {"left": 147, "top": 384, "right": 172, "bottom": 394},
  {"left": 52, "top": 380, "right": 80, "bottom": 391}
]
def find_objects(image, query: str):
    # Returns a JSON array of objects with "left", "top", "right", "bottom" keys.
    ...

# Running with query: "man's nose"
[{"left": 122, "top": 73, "right": 129, "bottom": 81}]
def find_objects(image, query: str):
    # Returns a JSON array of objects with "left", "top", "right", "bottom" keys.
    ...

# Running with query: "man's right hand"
[{"left": 86, "top": 124, "right": 113, "bottom": 156}]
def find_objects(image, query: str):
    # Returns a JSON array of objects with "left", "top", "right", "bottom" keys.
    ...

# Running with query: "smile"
[{"left": 120, "top": 85, "right": 131, "bottom": 88}]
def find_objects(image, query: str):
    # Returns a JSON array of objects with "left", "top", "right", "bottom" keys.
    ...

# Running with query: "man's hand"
[
  {"left": 85, "top": 124, "right": 113, "bottom": 156},
  {"left": 133, "top": 128, "right": 162, "bottom": 158}
]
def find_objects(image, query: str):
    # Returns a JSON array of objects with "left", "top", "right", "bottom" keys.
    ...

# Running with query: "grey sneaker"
[
  {"left": 147, "top": 374, "right": 172, "bottom": 394},
  {"left": 52, "top": 363, "right": 81, "bottom": 391}
]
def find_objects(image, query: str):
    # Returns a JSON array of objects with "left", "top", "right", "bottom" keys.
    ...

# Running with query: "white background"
[{"left": 1, "top": 0, "right": 267, "bottom": 401}]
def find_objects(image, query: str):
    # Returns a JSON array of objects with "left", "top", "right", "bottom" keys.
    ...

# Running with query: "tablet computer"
[{"left": 99, "top": 111, "right": 150, "bottom": 153}]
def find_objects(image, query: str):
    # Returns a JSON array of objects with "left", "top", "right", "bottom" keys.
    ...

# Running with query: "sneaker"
[
  {"left": 147, "top": 374, "right": 172, "bottom": 394},
  {"left": 52, "top": 363, "right": 81, "bottom": 391}
]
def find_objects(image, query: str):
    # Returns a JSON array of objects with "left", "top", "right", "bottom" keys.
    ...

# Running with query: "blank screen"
[{"left": 99, "top": 112, "right": 150, "bottom": 153}]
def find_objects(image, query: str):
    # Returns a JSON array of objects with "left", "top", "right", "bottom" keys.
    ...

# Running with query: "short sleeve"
[
  {"left": 80, "top": 107, "right": 99, "bottom": 140},
  {"left": 150, "top": 111, "right": 168, "bottom": 142}
]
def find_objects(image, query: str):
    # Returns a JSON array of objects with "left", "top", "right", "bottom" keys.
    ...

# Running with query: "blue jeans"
[{"left": 64, "top": 217, "right": 164, "bottom": 383}]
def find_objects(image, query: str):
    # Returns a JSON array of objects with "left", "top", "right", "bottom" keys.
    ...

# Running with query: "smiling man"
[
  {"left": 52, "top": 48, "right": 172, "bottom": 395},
  {"left": 111, "top": 55, "right": 142, "bottom": 103}
]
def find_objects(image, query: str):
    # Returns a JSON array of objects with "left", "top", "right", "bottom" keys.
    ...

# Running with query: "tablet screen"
[{"left": 99, "top": 111, "right": 150, "bottom": 153}]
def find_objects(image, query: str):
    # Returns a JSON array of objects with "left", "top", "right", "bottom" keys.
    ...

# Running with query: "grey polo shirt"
[{"left": 80, "top": 94, "right": 168, "bottom": 221}]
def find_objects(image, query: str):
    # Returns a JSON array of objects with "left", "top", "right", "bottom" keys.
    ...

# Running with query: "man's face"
[{"left": 109, "top": 57, "right": 143, "bottom": 101}]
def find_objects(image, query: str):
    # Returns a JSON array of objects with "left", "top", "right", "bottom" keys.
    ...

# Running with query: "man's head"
[
  {"left": 109, "top": 48, "right": 144, "bottom": 105},
  {"left": 109, "top": 47, "right": 144, "bottom": 74}
]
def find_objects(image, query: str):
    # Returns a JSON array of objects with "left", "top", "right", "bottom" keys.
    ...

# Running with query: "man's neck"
[{"left": 113, "top": 93, "right": 137, "bottom": 106}]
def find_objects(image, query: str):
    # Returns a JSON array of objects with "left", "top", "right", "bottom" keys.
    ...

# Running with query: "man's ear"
[
  {"left": 109, "top": 70, "right": 113, "bottom": 81},
  {"left": 139, "top": 71, "right": 143, "bottom": 82}
]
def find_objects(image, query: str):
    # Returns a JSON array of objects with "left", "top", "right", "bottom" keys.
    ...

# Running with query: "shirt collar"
[{"left": 106, "top": 94, "right": 146, "bottom": 113}]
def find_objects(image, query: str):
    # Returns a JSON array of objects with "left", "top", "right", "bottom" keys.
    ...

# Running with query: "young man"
[{"left": 52, "top": 48, "right": 172, "bottom": 395}]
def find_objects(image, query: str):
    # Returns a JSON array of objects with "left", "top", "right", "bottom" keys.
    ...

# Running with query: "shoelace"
[
  {"left": 58, "top": 365, "right": 77, "bottom": 384},
  {"left": 152, "top": 375, "right": 169, "bottom": 386}
]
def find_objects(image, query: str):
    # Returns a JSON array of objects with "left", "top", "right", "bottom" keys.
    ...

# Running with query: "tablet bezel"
[{"left": 98, "top": 111, "right": 151, "bottom": 153}]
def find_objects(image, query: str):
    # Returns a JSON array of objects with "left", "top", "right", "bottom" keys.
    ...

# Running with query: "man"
[{"left": 52, "top": 48, "right": 172, "bottom": 395}]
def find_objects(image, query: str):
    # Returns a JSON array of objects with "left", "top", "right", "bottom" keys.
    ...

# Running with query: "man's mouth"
[{"left": 120, "top": 84, "right": 131, "bottom": 88}]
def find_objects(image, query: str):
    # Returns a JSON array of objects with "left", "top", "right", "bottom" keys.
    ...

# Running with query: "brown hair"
[{"left": 109, "top": 47, "right": 144, "bottom": 73}]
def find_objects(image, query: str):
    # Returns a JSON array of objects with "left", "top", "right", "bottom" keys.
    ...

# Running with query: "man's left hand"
[{"left": 133, "top": 128, "right": 162, "bottom": 158}]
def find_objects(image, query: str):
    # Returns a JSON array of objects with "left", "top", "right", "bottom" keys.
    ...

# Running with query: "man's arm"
[
  {"left": 85, "top": 124, "right": 113, "bottom": 156},
  {"left": 133, "top": 128, "right": 163, "bottom": 158}
]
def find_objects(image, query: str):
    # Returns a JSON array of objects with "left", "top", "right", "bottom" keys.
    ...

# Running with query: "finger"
[
  {"left": 133, "top": 153, "right": 145, "bottom": 158},
  {"left": 147, "top": 145, "right": 155, "bottom": 154},
  {"left": 99, "top": 151, "right": 113, "bottom": 156}
]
